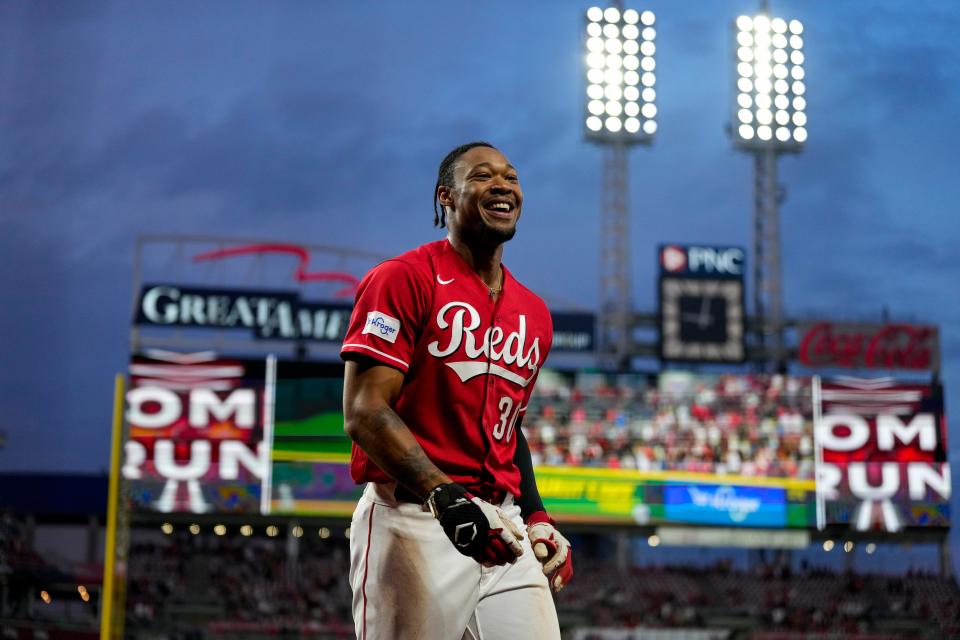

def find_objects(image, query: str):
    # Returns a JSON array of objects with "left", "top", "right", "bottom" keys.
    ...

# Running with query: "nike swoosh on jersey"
[{"left": 437, "top": 275, "right": 455, "bottom": 285}]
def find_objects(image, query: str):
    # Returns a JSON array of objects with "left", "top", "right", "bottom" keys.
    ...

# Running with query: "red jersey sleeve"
[{"left": 340, "top": 259, "right": 429, "bottom": 372}]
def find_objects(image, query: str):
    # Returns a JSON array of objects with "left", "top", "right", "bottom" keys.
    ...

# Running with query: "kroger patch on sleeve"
[{"left": 362, "top": 311, "right": 401, "bottom": 344}]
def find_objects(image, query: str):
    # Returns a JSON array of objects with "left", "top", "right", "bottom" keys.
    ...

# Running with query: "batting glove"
[
  {"left": 526, "top": 511, "right": 573, "bottom": 592},
  {"left": 425, "top": 483, "right": 524, "bottom": 566}
]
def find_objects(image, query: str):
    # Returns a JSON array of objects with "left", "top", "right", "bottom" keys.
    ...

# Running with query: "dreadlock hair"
[{"left": 433, "top": 141, "right": 497, "bottom": 228}]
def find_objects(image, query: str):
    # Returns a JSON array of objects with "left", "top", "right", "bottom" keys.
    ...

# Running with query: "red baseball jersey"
[{"left": 341, "top": 239, "right": 553, "bottom": 498}]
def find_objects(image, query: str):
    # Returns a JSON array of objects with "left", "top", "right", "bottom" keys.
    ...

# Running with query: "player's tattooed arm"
[
  {"left": 343, "top": 359, "right": 450, "bottom": 498},
  {"left": 393, "top": 441, "right": 447, "bottom": 494}
]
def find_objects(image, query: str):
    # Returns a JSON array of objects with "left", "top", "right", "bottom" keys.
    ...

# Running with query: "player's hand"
[
  {"left": 425, "top": 483, "right": 523, "bottom": 566},
  {"left": 526, "top": 511, "right": 573, "bottom": 592}
]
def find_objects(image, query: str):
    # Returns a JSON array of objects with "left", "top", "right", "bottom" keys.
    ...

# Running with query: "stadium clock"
[{"left": 659, "top": 277, "right": 745, "bottom": 363}]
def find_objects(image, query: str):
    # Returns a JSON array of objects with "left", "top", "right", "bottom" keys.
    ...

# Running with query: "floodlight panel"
[
  {"left": 731, "top": 14, "right": 806, "bottom": 151},
  {"left": 584, "top": 6, "right": 656, "bottom": 144}
]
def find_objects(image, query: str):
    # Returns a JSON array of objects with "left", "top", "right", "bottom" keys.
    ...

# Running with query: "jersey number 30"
[{"left": 492, "top": 396, "right": 521, "bottom": 442}]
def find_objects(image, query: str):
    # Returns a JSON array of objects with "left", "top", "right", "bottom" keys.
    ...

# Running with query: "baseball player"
[{"left": 341, "top": 141, "right": 573, "bottom": 639}]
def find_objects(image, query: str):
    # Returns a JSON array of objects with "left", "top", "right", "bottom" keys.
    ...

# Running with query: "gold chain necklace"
[{"left": 488, "top": 268, "right": 503, "bottom": 298}]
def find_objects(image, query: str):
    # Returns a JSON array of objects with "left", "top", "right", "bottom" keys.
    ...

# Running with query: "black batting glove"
[{"left": 425, "top": 483, "right": 524, "bottom": 566}]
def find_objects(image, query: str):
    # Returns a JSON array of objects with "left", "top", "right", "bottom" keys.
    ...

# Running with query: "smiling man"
[{"left": 341, "top": 141, "right": 572, "bottom": 639}]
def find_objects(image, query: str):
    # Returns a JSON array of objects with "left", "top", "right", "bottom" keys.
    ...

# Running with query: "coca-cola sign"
[{"left": 797, "top": 322, "right": 939, "bottom": 371}]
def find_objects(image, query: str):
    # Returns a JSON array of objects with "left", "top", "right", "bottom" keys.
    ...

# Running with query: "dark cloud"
[{"left": 0, "top": 2, "right": 959, "bottom": 489}]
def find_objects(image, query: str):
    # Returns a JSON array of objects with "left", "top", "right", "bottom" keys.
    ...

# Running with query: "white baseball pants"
[{"left": 349, "top": 482, "right": 562, "bottom": 640}]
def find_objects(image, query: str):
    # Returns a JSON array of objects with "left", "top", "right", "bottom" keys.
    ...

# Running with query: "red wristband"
[{"left": 526, "top": 510, "right": 554, "bottom": 526}]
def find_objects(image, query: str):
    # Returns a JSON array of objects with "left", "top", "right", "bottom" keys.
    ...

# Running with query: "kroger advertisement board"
[
  {"left": 123, "top": 358, "right": 949, "bottom": 534},
  {"left": 662, "top": 484, "right": 787, "bottom": 527}
]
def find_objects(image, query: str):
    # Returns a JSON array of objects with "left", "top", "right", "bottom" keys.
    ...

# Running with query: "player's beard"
[{"left": 480, "top": 219, "right": 517, "bottom": 245}]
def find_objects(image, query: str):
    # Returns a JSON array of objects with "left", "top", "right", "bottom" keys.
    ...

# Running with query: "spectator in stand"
[{"left": 525, "top": 372, "right": 815, "bottom": 479}]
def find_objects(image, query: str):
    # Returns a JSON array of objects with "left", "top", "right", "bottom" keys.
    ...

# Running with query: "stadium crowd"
[
  {"left": 524, "top": 372, "right": 815, "bottom": 479},
  {"left": 125, "top": 530, "right": 354, "bottom": 638},
  {"left": 3, "top": 512, "right": 960, "bottom": 639},
  {"left": 558, "top": 559, "right": 960, "bottom": 639},
  {"left": 0, "top": 510, "right": 99, "bottom": 638},
  {"left": 121, "top": 527, "right": 959, "bottom": 639}
]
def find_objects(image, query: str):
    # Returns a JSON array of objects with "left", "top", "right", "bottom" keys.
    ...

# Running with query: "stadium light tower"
[
  {"left": 730, "top": 8, "right": 806, "bottom": 370},
  {"left": 584, "top": 3, "right": 657, "bottom": 368}
]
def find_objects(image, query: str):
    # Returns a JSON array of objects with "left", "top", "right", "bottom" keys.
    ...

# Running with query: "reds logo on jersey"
[{"left": 426, "top": 301, "right": 540, "bottom": 388}]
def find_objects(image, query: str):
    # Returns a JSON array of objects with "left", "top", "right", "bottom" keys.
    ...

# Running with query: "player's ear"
[{"left": 437, "top": 185, "right": 455, "bottom": 209}]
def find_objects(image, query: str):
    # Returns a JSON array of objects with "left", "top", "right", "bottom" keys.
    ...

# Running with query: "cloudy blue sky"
[{"left": 1, "top": 0, "right": 958, "bottom": 544}]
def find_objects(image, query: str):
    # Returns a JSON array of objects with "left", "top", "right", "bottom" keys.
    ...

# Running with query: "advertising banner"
[
  {"left": 656, "top": 526, "right": 809, "bottom": 549},
  {"left": 135, "top": 284, "right": 594, "bottom": 352},
  {"left": 797, "top": 322, "right": 939, "bottom": 372},
  {"left": 551, "top": 312, "right": 596, "bottom": 353},
  {"left": 534, "top": 466, "right": 814, "bottom": 528},
  {"left": 658, "top": 244, "right": 746, "bottom": 279},
  {"left": 815, "top": 377, "right": 950, "bottom": 531},
  {"left": 135, "top": 284, "right": 353, "bottom": 342},
  {"left": 662, "top": 484, "right": 787, "bottom": 527}
]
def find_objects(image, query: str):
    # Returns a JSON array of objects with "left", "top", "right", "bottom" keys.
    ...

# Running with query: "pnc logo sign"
[
  {"left": 660, "top": 244, "right": 745, "bottom": 277},
  {"left": 661, "top": 245, "right": 687, "bottom": 272}
]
